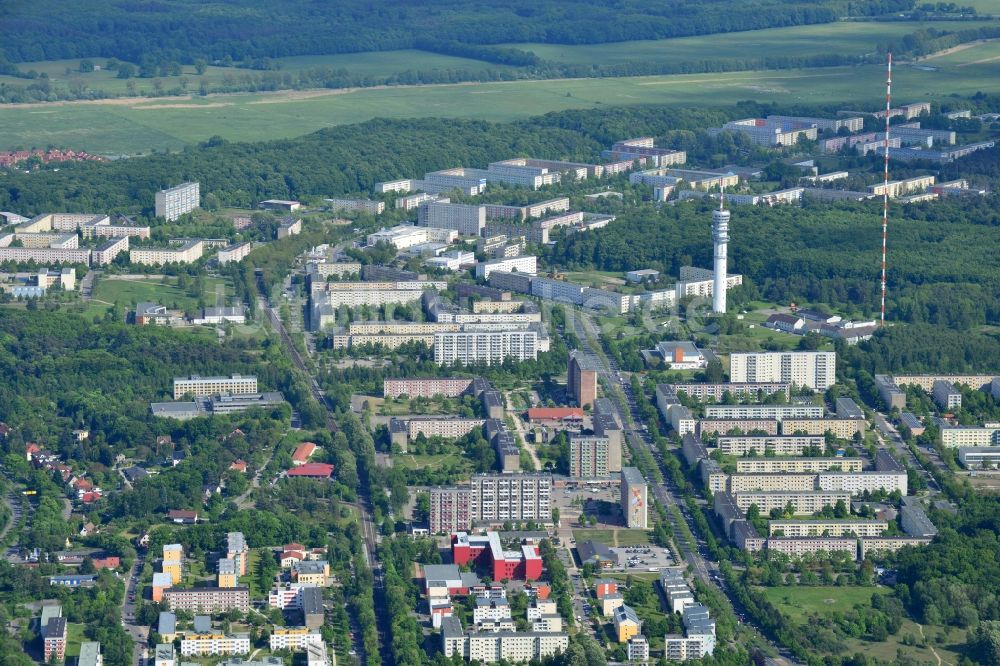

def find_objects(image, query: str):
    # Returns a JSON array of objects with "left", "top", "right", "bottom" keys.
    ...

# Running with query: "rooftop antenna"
[
  {"left": 880, "top": 53, "right": 892, "bottom": 327},
  {"left": 720, "top": 182, "right": 725, "bottom": 210}
]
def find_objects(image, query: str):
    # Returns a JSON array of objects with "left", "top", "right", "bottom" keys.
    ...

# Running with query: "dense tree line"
[{"left": 0, "top": 0, "right": 914, "bottom": 65}]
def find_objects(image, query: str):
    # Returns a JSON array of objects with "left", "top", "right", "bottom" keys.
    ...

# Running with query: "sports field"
[{"left": 2, "top": 50, "right": 999, "bottom": 155}]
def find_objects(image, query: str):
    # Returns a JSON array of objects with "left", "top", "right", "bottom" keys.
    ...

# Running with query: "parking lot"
[{"left": 611, "top": 544, "right": 674, "bottom": 571}]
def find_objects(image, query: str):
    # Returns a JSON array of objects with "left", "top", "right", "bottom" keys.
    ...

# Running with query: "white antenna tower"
[{"left": 880, "top": 53, "right": 892, "bottom": 327}]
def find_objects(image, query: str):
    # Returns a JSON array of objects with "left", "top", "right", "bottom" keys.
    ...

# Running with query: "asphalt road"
[
  {"left": 120, "top": 552, "right": 147, "bottom": 666},
  {"left": 569, "top": 309, "right": 796, "bottom": 661}
]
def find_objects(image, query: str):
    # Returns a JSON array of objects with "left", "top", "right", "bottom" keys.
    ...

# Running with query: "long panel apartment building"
[
  {"left": 162, "top": 587, "right": 250, "bottom": 614},
  {"left": 666, "top": 383, "right": 790, "bottom": 401},
  {"left": 155, "top": 182, "right": 200, "bottom": 221},
  {"left": 734, "top": 457, "right": 863, "bottom": 473},
  {"left": 703, "top": 404, "right": 823, "bottom": 420},
  {"left": 697, "top": 419, "right": 779, "bottom": 437},
  {"left": 174, "top": 375, "right": 258, "bottom": 400},
  {"left": 130, "top": 240, "right": 204, "bottom": 265},
  {"left": 768, "top": 520, "right": 888, "bottom": 538},
  {"left": 433, "top": 330, "right": 538, "bottom": 366},
  {"left": 729, "top": 351, "right": 836, "bottom": 391},
  {"left": 716, "top": 435, "right": 825, "bottom": 456},
  {"left": 732, "top": 491, "right": 851, "bottom": 515},
  {"left": 429, "top": 474, "right": 553, "bottom": 533},
  {"left": 383, "top": 377, "right": 476, "bottom": 399},
  {"left": 781, "top": 418, "right": 865, "bottom": 439}
]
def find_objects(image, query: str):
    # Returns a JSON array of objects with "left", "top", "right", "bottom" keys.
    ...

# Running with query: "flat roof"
[{"left": 621, "top": 467, "right": 646, "bottom": 485}]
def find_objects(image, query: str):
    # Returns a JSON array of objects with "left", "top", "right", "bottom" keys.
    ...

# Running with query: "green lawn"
[
  {"left": 64, "top": 622, "right": 86, "bottom": 658},
  {"left": 393, "top": 453, "right": 467, "bottom": 470},
  {"left": 3, "top": 55, "right": 1000, "bottom": 154},
  {"left": 760, "top": 584, "right": 883, "bottom": 619},
  {"left": 503, "top": 20, "right": 1000, "bottom": 67},
  {"left": 88, "top": 275, "right": 231, "bottom": 313}
]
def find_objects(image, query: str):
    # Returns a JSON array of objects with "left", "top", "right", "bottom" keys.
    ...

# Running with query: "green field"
[
  {"left": 760, "top": 585, "right": 968, "bottom": 663},
  {"left": 85, "top": 275, "right": 231, "bottom": 316},
  {"left": 0, "top": 50, "right": 510, "bottom": 100},
  {"left": 3, "top": 56, "right": 999, "bottom": 155},
  {"left": 761, "top": 584, "right": 883, "bottom": 618},
  {"left": 504, "top": 20, "right": 999, "bottom": 67}
]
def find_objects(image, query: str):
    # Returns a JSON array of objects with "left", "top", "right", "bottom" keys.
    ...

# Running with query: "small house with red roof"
[{"left": 291, "top": 442, "right": 317, "bottom": 466}]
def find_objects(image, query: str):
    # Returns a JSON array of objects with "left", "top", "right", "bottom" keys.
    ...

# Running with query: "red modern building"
[{"left": 451, "top": 531, "right": 542, "bottom": 581}]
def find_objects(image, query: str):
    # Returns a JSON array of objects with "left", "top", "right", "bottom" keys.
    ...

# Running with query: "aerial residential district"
[{"left": 1, "top": 95, "right": 999, "bottom": 666}]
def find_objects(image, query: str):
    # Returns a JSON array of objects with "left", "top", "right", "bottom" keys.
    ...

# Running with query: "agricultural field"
[
  {"left": 0, "top": 50, "right": 509, "bottom": 100},
  {"left": 503, "top": 20, "right": 1000, "bottom": 67},
  {"left": 2, "top": 56, "right": 1000, "bottom": 155}
]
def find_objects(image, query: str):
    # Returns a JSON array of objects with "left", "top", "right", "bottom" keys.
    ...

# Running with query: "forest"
[{"left": 0, "top": 0, "right": 915, "bottom": 65}]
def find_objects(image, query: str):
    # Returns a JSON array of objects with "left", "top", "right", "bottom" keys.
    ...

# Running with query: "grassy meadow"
[{"left": 503, "top": 20, "right": 999, "bottom": 67}]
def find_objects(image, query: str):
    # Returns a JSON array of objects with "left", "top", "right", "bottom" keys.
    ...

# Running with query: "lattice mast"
[{"left": 880, "top": 53, "right": 892, "bottom": 326}]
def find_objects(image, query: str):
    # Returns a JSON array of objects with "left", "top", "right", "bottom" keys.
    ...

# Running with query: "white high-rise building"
[
  {"left": 712, "top": 200, "right": 730, "bottom": 314},
  {"left": 155, "top": 182, "right": 200, "bottom": 221},
  {"left": 729, "top": 351, "right": 836, "bottom": 391}
]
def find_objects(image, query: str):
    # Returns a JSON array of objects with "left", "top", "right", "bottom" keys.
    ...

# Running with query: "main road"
[
  {"left": 258, "top": 291, "right": 389, "bottom": 662},
  {"left": 568, "top": 308, "right": 797, "bottom": 662}
]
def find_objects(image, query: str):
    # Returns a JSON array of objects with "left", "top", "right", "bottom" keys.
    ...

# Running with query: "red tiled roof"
[
  {"left": 283, "top": 543, "right": 306, "bottom": 552},
  {"left": 287, "top": 463, "right": 334, "bottom": 478},
  {"left": 229, "top": 460, "right": 247, "bottom": 472},
  {"left": 92, "top": 556, "right": 120, "bottom": 570},
  {"left": 291, "top": 442, "right": 317, "bottom": 463},
  {"left": 526, "top": 407, "right": 584, "bottom": 421},
  {"left": 168, "top": 509, "right": 198, "bottom": 519}
]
